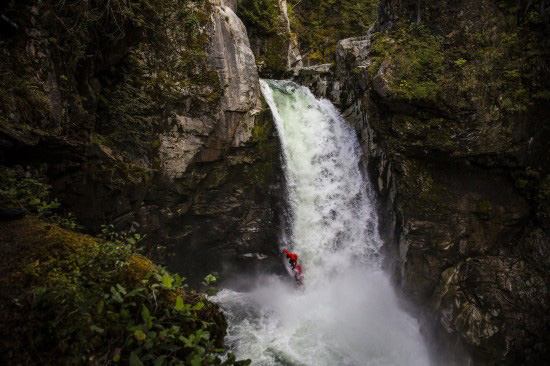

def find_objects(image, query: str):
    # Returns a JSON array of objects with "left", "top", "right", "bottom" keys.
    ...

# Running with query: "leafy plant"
[
  {"left": 0, "top": 165, "right": 81, "bottom": 229},
  {"left": 202, "top": 274, "right": 219, "bottom": 296},
  {"left": 2, "top": 214, "right": 248, "bottom": 365}
]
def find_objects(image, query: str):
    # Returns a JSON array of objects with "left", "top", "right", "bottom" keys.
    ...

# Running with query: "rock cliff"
[
  {"left": 0, "top": 0, "right": 283, "bottom": 285},
  {"left": 235, "top": 0, "right": 302, "bottom": 77},
  {"left": 298, "top": 0, "right": 550, "bottom": 364}
]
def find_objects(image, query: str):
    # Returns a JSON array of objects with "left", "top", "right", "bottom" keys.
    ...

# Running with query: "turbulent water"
[{"left": 213, "top": 80, "right": 430, "bottom": 366}]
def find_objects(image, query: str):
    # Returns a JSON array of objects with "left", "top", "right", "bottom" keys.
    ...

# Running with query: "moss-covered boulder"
[{"left": 0, "top": 216, "right": 239, "bottom": 365}]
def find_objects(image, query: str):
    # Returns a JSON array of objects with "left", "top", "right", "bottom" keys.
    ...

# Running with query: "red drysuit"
[{"left": 282, "top": 250, "right": 298, "bottom": 267}]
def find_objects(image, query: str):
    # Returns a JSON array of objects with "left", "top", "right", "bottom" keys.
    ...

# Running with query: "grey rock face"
[
  {"left": 209, "top": 3, "right": 260, "bottom": 113},
  {"left": 158, "top": 115, "right": 217, "bottom": 179},
  {"left": 278, "top": 0, "right": 303, "bottom": 73},
  {"left": 153, "top": 1, "right": 283, "bottom": 285}
]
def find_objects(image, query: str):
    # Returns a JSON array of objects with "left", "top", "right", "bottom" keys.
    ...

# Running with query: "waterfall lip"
[{"left": 261, "top": 78, "right": 295, "bottom": 95}]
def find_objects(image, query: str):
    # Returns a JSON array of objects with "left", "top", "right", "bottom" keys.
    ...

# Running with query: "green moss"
[
  {"left": 370, "top": 23, "right": 445, "bottom": 101},
  {"left": 288, "top": 0, "right": 379, "bottom": 64},
  {"left": 237, "top": 0, "right": 281, "bottom": 36},
  {"left": 257, "top": 34, "right": 290, "bottom": 77},
  {"left": 150, "top": 139, "right": 161, "bottom": 150},
  {"left": 0, "top": 170, "right": 245, "bottom": 365},
  {"left": 98, "top": 158, "right": 151, "bottom": 187},
  {"left": 389, "top": 114, "right": 458, "bottom": 153},
  {"left": 90, "top": 133, "right": 115, "bottom": 149},
  {"left": 369, "top": 2, "right": 549, "bottom": 120},
  {"left": 252, "top": 118, "right": 271, "bottom": 142},
  {"left": 237, "top": 0, "right": 291, "bottom": 77},
  {"left": 0, "top": 216, "right": 245, "bottom": 365},
  {"left": 400, "top": 160, "right": 453, "bottom": 218}
]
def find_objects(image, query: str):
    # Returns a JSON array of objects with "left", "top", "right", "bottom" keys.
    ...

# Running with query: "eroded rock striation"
[{"left": 298, "top": 0, "right": 550, "bottom": 364}]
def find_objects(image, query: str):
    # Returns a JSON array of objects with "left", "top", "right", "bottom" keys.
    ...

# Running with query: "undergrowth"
[
  {"left": 0, "top": 165, "right": 248, "bottom": 365},
  {"left": 0, "top": 165, "right": 80, "bottom": 230}
]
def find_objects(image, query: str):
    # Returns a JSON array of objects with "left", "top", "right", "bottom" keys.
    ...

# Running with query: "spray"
[{"left": 213, "top": 80, "right": 430, "bottom": 366}]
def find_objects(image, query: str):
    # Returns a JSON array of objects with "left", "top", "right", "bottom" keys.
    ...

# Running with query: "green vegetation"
[
  {"left": 0, "top": 0, "right": 222, "bottom": 162},
  {"left": 236, "top": 0, "right": 290, "bottom": 77},
  {"left": 0, "top": 218, "right": 248, "bottom": 365},
  {"left": 0, "top": 166, "right": 248, "bottom": 365},
  {"left": 237, "top": 0, "right": 281, "bottom": 36},
  {"left": 94, "top": 0, "right": 222, "bottom": 159},
  {"left": 237, "top": 0, "right": 379, "bottom": 69},
  {"left": 369, "top": 23, "right": 445, "bottom": 101},
  {"left": 475, "top": 200, "right": 493, "bottom": 217},
  {"left": 288, "top": 0, "right": 379, "bottom": 63},
  {"left": 367, "top": 2, "right": 550, "bottom": 113},
  {"left": 0, "top": 166, "right": 80, "bottom": 229},
  {"left": 453, "top": 25, "right": 547, "bottom": 114}
]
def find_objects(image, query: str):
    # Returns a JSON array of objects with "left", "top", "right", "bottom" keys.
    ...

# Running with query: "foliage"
[
  {"left": 0, "top": 163, "right": 246, "bottom": 365},
  {"left": 237, "top": 0, "right": 281, "bottom": 36},
  {"left": 287, "top": 0, "right": 379, "bottom": 63},
  {"left": 0, "top": 216, "right": 248, "bottom": 365},
  {"left": 0, "top": 0, "right": 222, "bottom": 161},
  {"left": 0, "top": 165, "right": 80, "bottom": 229},
  {"left": 369, "top": 23, "right": 445, "bottom": 101}
]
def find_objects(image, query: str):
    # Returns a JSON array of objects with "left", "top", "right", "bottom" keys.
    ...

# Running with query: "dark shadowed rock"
[{"left": 297, "top": 0, "right": 550, "bottom": 364}]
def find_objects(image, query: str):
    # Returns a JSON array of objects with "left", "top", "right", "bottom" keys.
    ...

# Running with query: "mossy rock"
[{"left": 0, "top": 216, "right": 230, "bottom": 365}]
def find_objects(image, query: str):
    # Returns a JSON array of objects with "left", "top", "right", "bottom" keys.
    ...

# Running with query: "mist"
[{"left": 212, "top": 80, "right": 430, "bottom": 365}]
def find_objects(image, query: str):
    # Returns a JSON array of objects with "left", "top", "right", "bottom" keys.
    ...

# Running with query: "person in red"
[
  {"left": 282, "top": 249, "right": 298, "bottom": 269},
  {"left": 282, "top": 249, "right": 303, "bottom": 286}
]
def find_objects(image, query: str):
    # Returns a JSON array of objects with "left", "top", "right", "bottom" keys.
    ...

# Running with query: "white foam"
[{"left": 212, "top": 80, "right": 430, "bottom": 366}]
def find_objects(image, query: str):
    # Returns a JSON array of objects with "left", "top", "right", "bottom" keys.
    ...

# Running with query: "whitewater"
[{"left": 213, "top": 80, "right": 430, "bottom": 366}]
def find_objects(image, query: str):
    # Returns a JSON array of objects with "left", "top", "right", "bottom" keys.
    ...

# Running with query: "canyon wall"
[{"left": 298, "top": 0, "right": 550, "bottom": 364}]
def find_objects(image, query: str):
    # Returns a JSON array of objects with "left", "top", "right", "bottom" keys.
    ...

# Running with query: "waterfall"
[{"left": 213, "top": 80, "right": 430, "bottom": 366}]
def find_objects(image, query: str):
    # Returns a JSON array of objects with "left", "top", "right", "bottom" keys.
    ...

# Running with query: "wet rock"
[
  {"left": 0, "top": 206, "right": 26, "bottom": 221},
  {"left": 298, "top": 1, "right": 550, "bottom": 363}
]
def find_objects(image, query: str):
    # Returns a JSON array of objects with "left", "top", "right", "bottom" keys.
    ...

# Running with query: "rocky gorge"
[
  {"left": 298, "top": 0, "right": 550, "bottom": 364},
  {"left": 0, "top": 0, "right": 549, "bottom": 365}
]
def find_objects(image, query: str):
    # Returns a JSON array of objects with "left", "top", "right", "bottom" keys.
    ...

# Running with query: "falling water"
[{"left": 213, "top": 80, "right": 430, "bottom": 366}]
